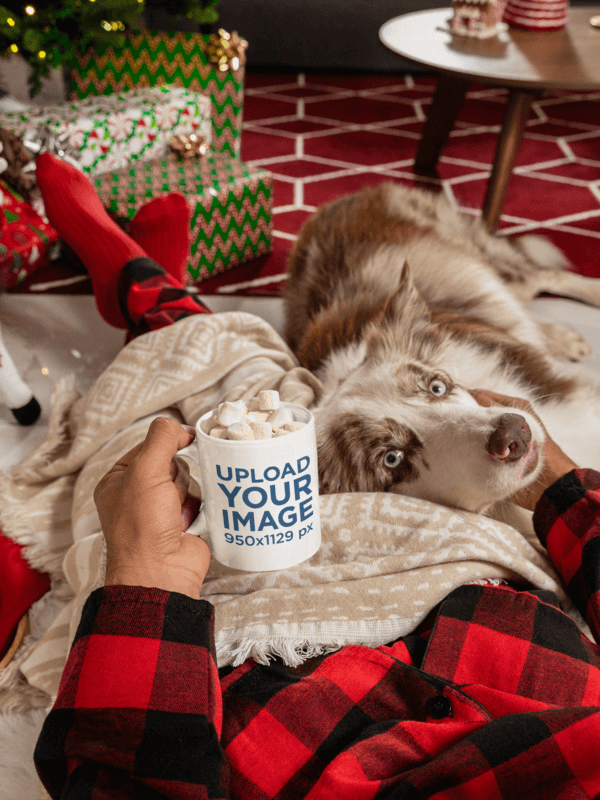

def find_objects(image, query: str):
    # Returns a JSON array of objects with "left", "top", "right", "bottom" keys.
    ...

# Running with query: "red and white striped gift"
[{"left": 503, "top": 0, "right": 569, "bottom": 29}]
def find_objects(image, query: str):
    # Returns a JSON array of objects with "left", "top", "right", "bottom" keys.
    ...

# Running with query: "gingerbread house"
[{"left": 450, "top": 0, "right": 507, "bottom": 37}]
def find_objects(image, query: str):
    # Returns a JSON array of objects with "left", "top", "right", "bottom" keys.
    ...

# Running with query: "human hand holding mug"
[{"left": 94, "top": 416, "right": 211, "bottom": 599}]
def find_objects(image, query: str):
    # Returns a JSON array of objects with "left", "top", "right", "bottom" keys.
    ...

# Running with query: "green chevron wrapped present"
[
  {"left": 93, "top": 153, "right": 272, "bottom": 283},
  {"left": 70, "top": 29, "right": 246, "bottom": 158}
]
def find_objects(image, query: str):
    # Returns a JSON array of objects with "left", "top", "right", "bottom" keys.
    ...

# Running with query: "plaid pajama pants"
[{"left": 118, "top": 257, "right": 212, "bottom": 341}]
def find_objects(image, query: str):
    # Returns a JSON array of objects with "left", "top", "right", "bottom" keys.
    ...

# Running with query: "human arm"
[
  {"left": 532, "top": 468, "right": 600, "bottom": 644},
  {"left": 473, "top": 390, "right": 600, "bottom": 642},
  {"left": 34, "top": 419, "right": 230, "bottom": 799}
]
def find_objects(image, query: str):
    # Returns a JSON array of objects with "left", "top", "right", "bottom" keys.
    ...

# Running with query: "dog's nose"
[{"left": 487, "top": 413, "right": 532, "bottom": 462}]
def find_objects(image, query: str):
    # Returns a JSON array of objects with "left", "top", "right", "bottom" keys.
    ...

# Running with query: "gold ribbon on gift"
[
  {"left": 169, "top": 132, "right": 209, "bottom": 158},
  {"left": 205, "top": 28, "right": 248, "bottom": 72}
]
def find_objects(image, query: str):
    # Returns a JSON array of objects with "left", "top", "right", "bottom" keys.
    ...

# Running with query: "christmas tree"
[
  {"left": 145, "top": 0, "right": 220, "bottom": 27},
  {"left": 0, "top": 0, "right": 220, "bottom": 95}
]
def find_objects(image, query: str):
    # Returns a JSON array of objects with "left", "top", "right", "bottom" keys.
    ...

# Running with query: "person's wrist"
[
  {"left": 514, "top": 465, "right": 578, "bottom": 511},
  {"left": 105, "top": 565, "right": 204, "bottom": 600}
]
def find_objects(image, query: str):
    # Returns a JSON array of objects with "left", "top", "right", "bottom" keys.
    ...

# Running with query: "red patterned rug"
[{"left": 10, "top": 71, "right": 600, "bottom": 297}]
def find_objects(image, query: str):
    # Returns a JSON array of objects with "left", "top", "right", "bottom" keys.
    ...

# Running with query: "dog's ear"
[
  {"left": 365, "top": 261, "right": 433, "bottom": 362},
  {"left": 380, "top": 261, "right": 430, "bottom": 328}
]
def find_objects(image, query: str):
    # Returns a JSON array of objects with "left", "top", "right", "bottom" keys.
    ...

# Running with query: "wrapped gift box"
[
  {"left": 69, "top": 29, "right": 245, "bottom": 158},
  {"left": 0, "top": 180, "right": 59, "bottom": 292},
  {"left": 0, "top": 87, "right": 212, "bottom": 176},
  {"left": 93, "top": 153, "right": 272, "bottom": 283}
]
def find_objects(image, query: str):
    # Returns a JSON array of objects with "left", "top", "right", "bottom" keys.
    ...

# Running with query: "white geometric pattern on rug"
[
  {"left": 10, "top": 72, "right": 599, "bottom": 297},
  {"left": 212, "top": 72, "right": 600, "bottom": 297}
]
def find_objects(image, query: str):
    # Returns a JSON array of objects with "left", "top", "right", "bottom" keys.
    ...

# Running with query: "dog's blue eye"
[
  {"left": 384, "top": 450, "right": 404, "bottom": 468},
  {"left": 429, "top": 379, "right": 447, "bottom": 397}
]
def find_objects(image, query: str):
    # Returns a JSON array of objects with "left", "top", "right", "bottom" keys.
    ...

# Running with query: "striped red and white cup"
[{"left": 503, "top": 0, "right": 569, "bottom": 30}]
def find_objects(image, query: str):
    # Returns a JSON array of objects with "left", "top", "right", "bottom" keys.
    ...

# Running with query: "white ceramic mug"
[{"left": 194, "top": 403, "right": 321, "bottom": 571}]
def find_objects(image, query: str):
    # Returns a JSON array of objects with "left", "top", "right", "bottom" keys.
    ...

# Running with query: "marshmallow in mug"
[{"left": 205, "top": 390, "right": 306, "bottom": 441}]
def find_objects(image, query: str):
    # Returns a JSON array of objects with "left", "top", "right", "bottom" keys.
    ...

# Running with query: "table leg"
[
  {"left": 481, "top": 89, "right": 537, "bottom": 233},
  {"left": 414, "top": 74, "right": 471, "bottom": 173}
]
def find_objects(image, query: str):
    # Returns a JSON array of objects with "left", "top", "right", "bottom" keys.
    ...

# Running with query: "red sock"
[
  {"left": 128, "top": 193, "right": 191, "bottom": 285},
  {"left": 35, "top": 153, "right": 147, "bottom": 328}
]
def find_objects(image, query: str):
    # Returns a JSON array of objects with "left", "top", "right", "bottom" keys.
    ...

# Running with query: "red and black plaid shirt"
[{"left": 35, "top": 469, "right": 600, "bottom": 799}]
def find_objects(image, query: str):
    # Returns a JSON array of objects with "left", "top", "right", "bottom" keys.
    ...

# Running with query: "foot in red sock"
[
  {"left": 36, "top": 153, "right": 147, "bottom": 328},
  {"left": 128, "top": 193, "right": 191, "bottom": 285}
]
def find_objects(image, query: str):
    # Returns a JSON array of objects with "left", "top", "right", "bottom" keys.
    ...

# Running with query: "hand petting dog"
[
  {"left": 472, "top": 390, "right": 579, "bottom": 511},
  {"left": 94, "top": 417, "right": 210, "bottom": 599}
]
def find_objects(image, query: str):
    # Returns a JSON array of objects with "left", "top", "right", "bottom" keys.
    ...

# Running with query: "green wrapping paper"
[
  {"left": 93, "top": 153, "right": 272, "bottom": 283},
  {"left": 70, "top": 29, "right": 245, "bottom": 158}
]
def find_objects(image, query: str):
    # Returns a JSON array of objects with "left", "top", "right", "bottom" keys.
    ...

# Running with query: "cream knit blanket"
[{"left": 0, "top": 312, "right": 572, "bottom": 713}]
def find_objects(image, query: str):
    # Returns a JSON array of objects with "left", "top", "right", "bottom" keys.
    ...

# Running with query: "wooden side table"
[{"left": 380, "top": 7, "right": 600, "bottom": 231}]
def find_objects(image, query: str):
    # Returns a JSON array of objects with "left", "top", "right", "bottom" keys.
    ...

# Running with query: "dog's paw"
[{"left": 540, "top": 322, "right": 592, "bottom": 361}]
